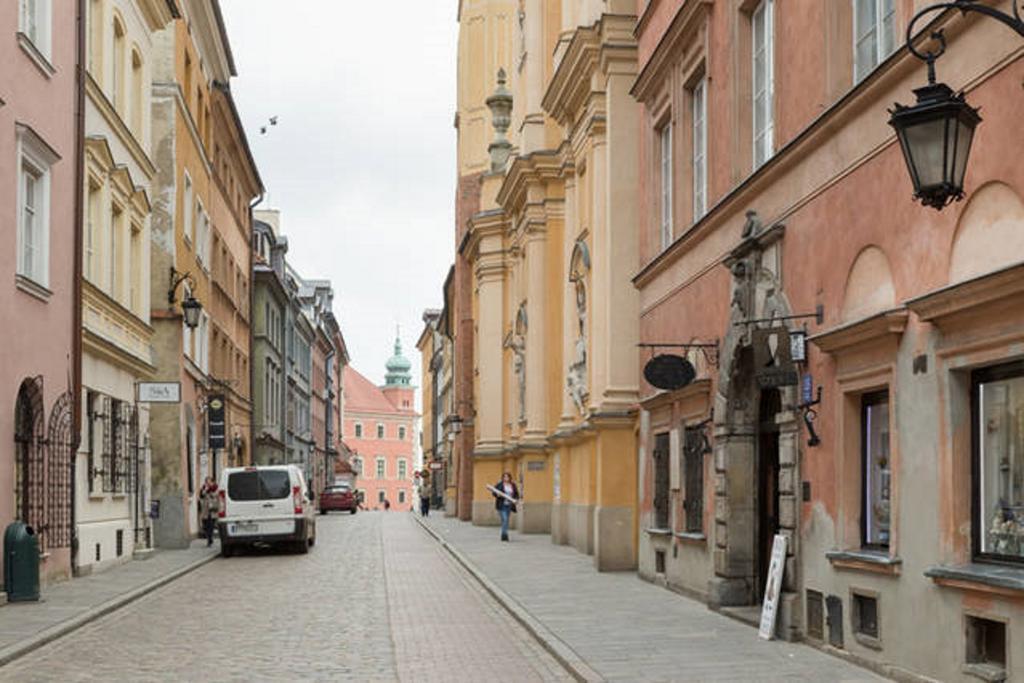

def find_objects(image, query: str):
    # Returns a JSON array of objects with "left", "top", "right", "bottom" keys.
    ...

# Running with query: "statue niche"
[{"left": 567, "top": 239, "right": 590, "bottom": 414}]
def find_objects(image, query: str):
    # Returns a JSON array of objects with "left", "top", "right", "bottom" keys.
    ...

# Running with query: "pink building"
[
  {"left": 0, "top": 1, "right": 80, "bottom": 583},
  {"left": 344, "top": 338, "right": 417, "bottom": 510}
]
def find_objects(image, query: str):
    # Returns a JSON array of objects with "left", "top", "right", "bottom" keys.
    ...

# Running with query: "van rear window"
[{"left": 228, "top": 470, "right": 291, "bottom": 500}]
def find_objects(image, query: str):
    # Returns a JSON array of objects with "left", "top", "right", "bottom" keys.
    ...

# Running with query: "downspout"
[
  {"left": 248, "top": 191, "right": 264, "bottom": 465},
  {"left": 70, "top": 0, "right": 87, "bottom": 573}
]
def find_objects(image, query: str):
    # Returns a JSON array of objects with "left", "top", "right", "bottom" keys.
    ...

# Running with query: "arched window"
[
  {"left": 14, "top": 377, "right": 45, "bottom": 534},
  {"left": 130, "top": 48, "right": 144, "bottom": 139}
]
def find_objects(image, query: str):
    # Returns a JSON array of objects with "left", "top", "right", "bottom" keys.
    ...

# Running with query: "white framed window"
[
  {"left": 16, "top": 125, "right": 57, "bottom": 289},
  {"left": 376, "top": 457, "right": 386, "bottom": 480},
  {"left": 752, "top": 0, "right": 774, "bottom": 169},
  {"left": 691, "top": 78, "right": 707, "bottom": 222},
  {"left": 19, "top": 0, "right": 52, "bottom": 60},
  {"left": 109, "top": 202, "right": 123, "bottom": 298},
  {"left": 196, "top": 202, "right": 210, "bottom": 267},
  {"left": 129, "top": 223, "right": 141, "bottom": 314},
  {"left": 398, "top": 458, "right": 407, "bottom": 480},
  {"left": 354, "top": 422, "right": 363, "bottom": 438},
  {"left": 197, "top": 311, "right": 210, "bottom": 373},
  {"left": 85, "top": 181, "right": 99, "bottom": 282},
  {"left": 854, "top": 0, "right": 895, "bottom": 82},
  {"left": 377, "top": 423, "right": 385, "bottom": 439},
  {"left": 659, "top": 121, "right": 673, "bottom": 250},
  {"left": 399, "top": 425, "right": 406, "bottom": 441},
  {"left": 183, "top": 171, "right": 193, "bottom": 244}
]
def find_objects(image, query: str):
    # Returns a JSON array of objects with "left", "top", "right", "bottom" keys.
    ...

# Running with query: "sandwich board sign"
[{"left": 758, "top": 533, "right": 788, "bottom": 640}]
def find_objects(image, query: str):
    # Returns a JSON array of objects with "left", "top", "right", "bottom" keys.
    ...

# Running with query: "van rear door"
[{"left": 225, "top": 469, "right": 295, "bottom": 536}]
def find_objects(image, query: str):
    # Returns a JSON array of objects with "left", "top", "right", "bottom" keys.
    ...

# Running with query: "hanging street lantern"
[
  {"left": 181, "top": 293, "right": 202, "bottom": 329},
  {"left": 890, "top": 1, "right": 1024, "bottom": 210},
  {"left": 889, "top": 80, "right": 980, "bottom": 210}
]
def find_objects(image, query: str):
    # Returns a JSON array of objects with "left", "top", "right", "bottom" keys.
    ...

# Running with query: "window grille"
[
  {"left": 45, "top": 391, "right": 75, "bottom": 550},
  {"left": 14, "top": 377, "right": 46, "bottom": 542},
  {"left": 653, "top": 432, "right": 670, "bottom": 528},
  {"left": 683, "top": 427, "right": 705, "bottom": 533},
  {"left": 102, "top": 396, "right": 115, "bottom": 492}
]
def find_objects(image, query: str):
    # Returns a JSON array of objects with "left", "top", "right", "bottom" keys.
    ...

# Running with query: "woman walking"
[
  {"left": 491, "top": 472, "right": 519, "bottom": 542},
  {"left": 199, "top": 476, "right": 220, "bottom": 546}
]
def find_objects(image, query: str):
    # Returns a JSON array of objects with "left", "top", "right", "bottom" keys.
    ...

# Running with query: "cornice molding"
[
  {"left": 543, "top": 14, "right": 638, "bottom": 126},
  {"left": 905, "top": 262, "right": 1024, "bottom": 332},
  {"left": 496, "top": 148, "right": 565, "bottom": 219},
  {"left": 810, "top": 308, "right": 909, "bottom": 356}
]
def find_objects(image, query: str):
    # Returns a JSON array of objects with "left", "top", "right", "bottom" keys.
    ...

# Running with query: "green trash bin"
[{"left": 4, "top": 522, "right": 40, "bottom": 602}]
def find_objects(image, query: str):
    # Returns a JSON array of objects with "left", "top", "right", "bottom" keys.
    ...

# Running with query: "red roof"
[{"left": 343, "top": 365, "right": 403, "bottom": 414}]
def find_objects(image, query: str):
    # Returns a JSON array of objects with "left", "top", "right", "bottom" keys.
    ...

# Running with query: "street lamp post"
[{"left": 889, "top": 1, "right": 1024, "bottom": 209}]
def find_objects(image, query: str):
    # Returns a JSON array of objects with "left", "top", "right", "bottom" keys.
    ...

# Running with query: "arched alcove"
[
  {"left": 841, "top": 246, "right": 896, "bottom": 322},
  {"left": 950, "top": 182, "right": 1024, "bottom": 283}
]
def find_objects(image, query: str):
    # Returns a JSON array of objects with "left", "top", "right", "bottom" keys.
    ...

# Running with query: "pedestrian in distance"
[
  {"left": 419, "top": 483, "right": 431, "bottom": 517},
  {"left": 383, "top": 498, "right": 391, "bottom": 512},
  {"left": 198, "top": 476, "right": 220, "bottom": 547},
  {"left": 491, "top": 472, "right": 519, "bottom": 542}
]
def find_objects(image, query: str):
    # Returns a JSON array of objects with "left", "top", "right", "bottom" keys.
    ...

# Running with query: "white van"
[{"left": 217, "top": 465, "right": 317, "bottom": 557}]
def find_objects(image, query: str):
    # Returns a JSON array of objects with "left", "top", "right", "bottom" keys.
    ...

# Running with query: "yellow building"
[
  {"left": 455, "top": 0, "right": 640, "bottom": 570},
  {"left": 147, "top": 0, "right": 258, "bottom": 548}
]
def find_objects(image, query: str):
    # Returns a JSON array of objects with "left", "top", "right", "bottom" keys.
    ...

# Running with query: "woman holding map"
[{"left": 490, "top": 472, "right": 520, "bottom": 542}]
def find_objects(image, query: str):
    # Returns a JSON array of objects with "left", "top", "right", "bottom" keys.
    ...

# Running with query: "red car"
[{"left": 320, "top": 483, "right": 358, "bottom": 514}]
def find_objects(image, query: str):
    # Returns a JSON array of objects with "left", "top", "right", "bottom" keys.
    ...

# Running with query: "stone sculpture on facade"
[{"left": 567, "top": 240, "right": 590, "bottom": 414}]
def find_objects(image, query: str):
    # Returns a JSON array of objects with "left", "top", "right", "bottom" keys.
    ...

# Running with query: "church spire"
[{"left": 384, "top": 332, "right": 412, "bottom": 387}]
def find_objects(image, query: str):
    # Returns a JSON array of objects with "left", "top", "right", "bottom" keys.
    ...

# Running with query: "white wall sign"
[
  {"left": 758, "top": 533, "right": 788, "bottom": 640},
  {"left": 137, "top": 382, "right": 181, "bottom": 403}
]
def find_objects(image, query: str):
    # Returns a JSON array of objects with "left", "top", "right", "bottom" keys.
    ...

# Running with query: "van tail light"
[
  {"left": 218, "top": 489, "right": 226, "bottom": 518},
  {"left": 293, "top": 485, "right": 303, "bottom": 514}
]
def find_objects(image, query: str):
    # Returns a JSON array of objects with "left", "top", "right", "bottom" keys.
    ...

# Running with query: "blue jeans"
[{"left": 498, "top": 504, "right": 511, "bottom": 538}]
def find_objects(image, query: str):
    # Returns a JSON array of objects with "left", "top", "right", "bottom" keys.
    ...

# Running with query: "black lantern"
[
  {"left": 889, "top": 81, "right": 981, "bottom": 210},
  {"left": 181, "top": 294, "right": 202, "bottom": 329}
]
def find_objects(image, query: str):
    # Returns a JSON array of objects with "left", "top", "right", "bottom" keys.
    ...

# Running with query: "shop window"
[
  {"left": 965, "top": 616, "right": 1006, "bottom": 680},
  {"left": 653, "top": 432, "right": 670, "bottom": 528},
  {"left": 655, "top": 549, "right": 666, "bottom": 574},
  {"left": 851, "top": 591, "right": 880, "bottom": 643},
  {"left": 973, "top": 361, "right": 1024, "bottom": 563},
  {"left": 861, "top": 391, "right": 891, "bottom": 548}
]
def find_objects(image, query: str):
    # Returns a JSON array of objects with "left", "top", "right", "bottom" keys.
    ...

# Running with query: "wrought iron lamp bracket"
[
  {"left": 733, "top": 304, "right": 824, "bottom": 328},
  {"left": 168, "top": 267, "right": 195, "bottom": 305},
  {"left": 637, "top": 341, "right": 720, "bottom": 369},
  {"left": 796, "top": 384, "right": 823, "bottom": 448},
  {"left": 906, "top": 1, "right": 1024, "bottom": 81}
]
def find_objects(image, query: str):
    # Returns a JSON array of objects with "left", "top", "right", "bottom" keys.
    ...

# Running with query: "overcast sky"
[{"left": 220, "top": 1, "right": 457, "bottom": 395}]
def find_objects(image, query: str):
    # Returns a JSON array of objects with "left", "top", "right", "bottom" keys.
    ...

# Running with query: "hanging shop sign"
[
  {"left": 643, "top": 354, "right": 697, "bottom": 391},
  {"left": 207, "top": 394, "right": 226, "bottom": 450},
  {"left": 752, "top": 327, "right": 799, "bottom": 388},
  {"left": 137, "top": 381, "right": 181, "bottom": 403}
]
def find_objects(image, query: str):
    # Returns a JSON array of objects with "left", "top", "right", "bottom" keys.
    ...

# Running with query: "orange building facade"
[{"left": 343, "top": 339, "right": 418, "bottom": 511}]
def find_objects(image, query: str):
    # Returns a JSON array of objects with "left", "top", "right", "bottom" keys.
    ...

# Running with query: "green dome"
[{"left": 384, "top": 336, "right": 412, "bottom": 386}]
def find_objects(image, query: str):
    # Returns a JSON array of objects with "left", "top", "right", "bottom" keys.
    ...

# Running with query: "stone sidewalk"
[
  {"left": 0, "top": 541, "right": 218, "bottom": 666},
  {"left": 417, "top": 515, "right": 888, "bottom": 683}
]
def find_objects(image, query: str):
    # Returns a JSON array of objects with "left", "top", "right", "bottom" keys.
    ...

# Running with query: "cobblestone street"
[{"left": 0, "top": 514, "right": 569, "bottom": 682}]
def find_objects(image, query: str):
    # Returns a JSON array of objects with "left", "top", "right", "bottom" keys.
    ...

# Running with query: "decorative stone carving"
[
  {"left": 486, "top": 69, "right": 514, "bottom": 173},
  {"left": 510, "top": 303, "right": 528, "bottom": 423},
  {"left": 567, "top": 239, "right": 590, "bottom": 414}
]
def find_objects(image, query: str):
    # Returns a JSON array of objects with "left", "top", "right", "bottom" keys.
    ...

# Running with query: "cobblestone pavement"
[
  {"left": 0, "top": 513, "right": 570, "bottom": 682},
  {"left": 422, "top": 515, "right": 889, "bottom": 683}
]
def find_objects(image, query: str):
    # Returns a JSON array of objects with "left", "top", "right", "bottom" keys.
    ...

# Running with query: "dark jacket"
[{"left": 492, "top": 480, "right": 519, "bottom": 513}]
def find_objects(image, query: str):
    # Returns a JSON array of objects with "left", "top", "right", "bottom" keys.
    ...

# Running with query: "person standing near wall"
[
  {"left": 198, "top": 477, "right": 220, "bottom": 547},
  {"left": 491, "top": 472, "right": 519, "bottom": 542}
]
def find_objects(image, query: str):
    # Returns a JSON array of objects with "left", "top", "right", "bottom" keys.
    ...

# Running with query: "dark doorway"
[{"left": 756, "top": 388, "right": 781, "bottom": 601}]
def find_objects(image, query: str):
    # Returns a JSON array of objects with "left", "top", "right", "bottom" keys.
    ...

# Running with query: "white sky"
[{"left": 220, "top": 1, "right": 458, "bottom": 395}]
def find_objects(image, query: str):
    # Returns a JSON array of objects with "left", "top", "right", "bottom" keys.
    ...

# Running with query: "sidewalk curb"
[
  {"left": 0, "top": 550, "right": 219, "bottom": 668},
  {"left": 414, "top": 516, "right": 604, "bottom": 683}
]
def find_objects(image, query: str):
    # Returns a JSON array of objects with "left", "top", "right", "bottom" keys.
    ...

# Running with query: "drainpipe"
[
  {"left": 248, "top": 191, "right": 265, "bottom": 465},
  {"left": 70, "top": 0, "right": 87, "bottom": 573}
]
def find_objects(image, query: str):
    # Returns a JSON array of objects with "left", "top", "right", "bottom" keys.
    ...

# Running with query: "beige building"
[
  {"left": 454, "top": 0, "right": 641, "bottom": 570},
  {"left": 78, "top": 0, "right": 178, "bottom": 573}
]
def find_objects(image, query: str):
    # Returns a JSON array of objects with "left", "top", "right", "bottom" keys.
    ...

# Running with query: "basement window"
[
  {"left": 965, "top": 616, "right": 1007, "bottom": 682},
  {"left": 851, "top": 591, "right": 880, "bottom": 648},
  {"left": 806, "top": 589, "right": 824, "bottom": 641},
  {"left": 655, "top": 550, "right": 666, "bottom": 574}
]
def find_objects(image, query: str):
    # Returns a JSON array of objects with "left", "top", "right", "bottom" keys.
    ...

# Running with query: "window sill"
[
  {"left": 963, "top": 662, "right": 1008, "bottom": 683},
  {"left": 924, "top": 563, "right": 1024, "bottom": 597},
  {"left": 674, "top": 531, "right": 706, "bottom": 544},
  {"left": 852, "top": 632, "right": 883, "bottom": 651},
  {"left": 826, "top": 550, "right": 901, "bottom": 576},
  {"left": 644, "top": 527, "right": 672, "bottom": 537},
  {"left": 17, "top": 32, "right": 54, "bottom": 78},
  {"left": 16, "top": 274, "right": 52, "bottom": 302}
]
